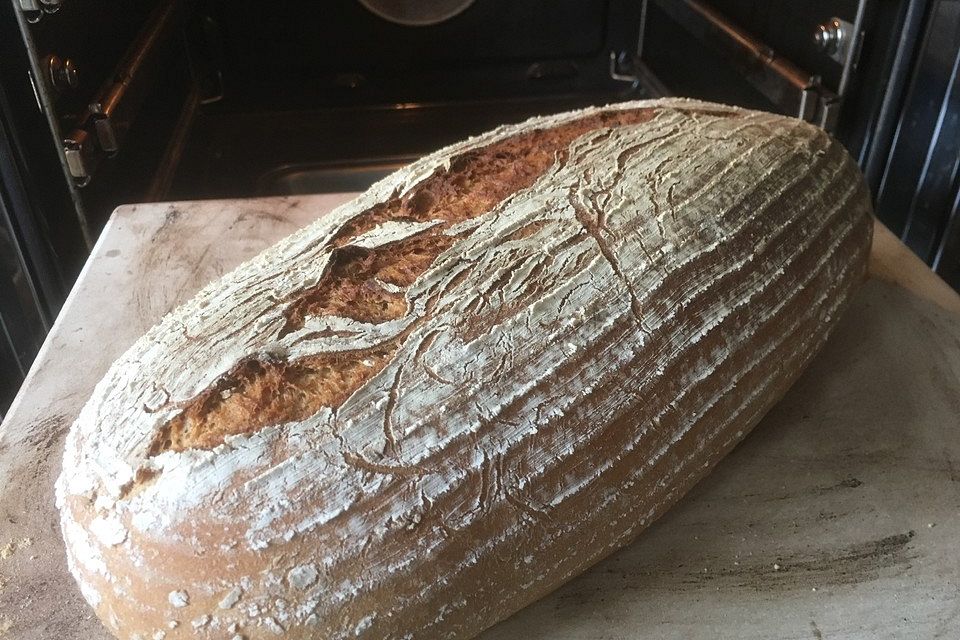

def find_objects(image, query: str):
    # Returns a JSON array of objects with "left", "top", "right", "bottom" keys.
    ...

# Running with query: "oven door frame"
[{"left": 0, "top": 0, "right": 92, "bottom": 413}]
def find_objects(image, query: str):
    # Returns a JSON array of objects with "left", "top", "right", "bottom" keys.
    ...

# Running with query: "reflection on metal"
[
  {"left": 637, "top": 0, "right": 649, "bottom": 59},
  {"left": 608, "top": 51, "right": 670, "bottom": 98},
  {"left": 610, "top": 0, "right": 666, "bottom": 96},
  {"left": 650, "top": 0, "right": 841, "bottom": 129},
  {"left": 874, "top": 0, "right": 960, "bottom": 290},
  {"left": 798, "top": 85, "right": 818, "bottom": 122},
  {"left": 44, "top": 55, "right": 78, "bottom": 94},
  {"left": 17, "top": 0, "right": 58, "bottom": 22},
  {"left": 609, "top": 51, "right": 639, "bottom": 86},
  {"left": 62, "top": 135, "right": 92, "bottom": 186},
  {"left": 818, "top": 96, "right": 841, "bottom": 132},
  {"left": 862, "top": 0, "right": 930, "bottom": 192},
  {"left": 17, "top": 0, "right": 42, "bottom": 23},
  {"left": 814, "top": 17, "right": 852, "bottom": 61},
  {"left": 257, "top": 160, "right": 412, "bottom": 195},
  {"left": 837, "top": 0, "right": 869, "bottom": 101},
  {"left": 356, "top": 0, "right": 475, "bottom": 26}
]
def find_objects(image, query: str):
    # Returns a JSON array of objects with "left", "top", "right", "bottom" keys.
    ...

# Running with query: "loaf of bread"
[{"left": 57, "top": 98, "right": 872, "bottom": 639}]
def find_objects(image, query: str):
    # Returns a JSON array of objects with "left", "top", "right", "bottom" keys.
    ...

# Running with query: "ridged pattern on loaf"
[{"left": 57, "top": 98, "right": 872, "bottom": 640}]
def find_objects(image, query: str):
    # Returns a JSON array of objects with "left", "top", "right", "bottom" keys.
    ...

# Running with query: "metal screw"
[
  {"left": 18, "top": 0, "right": 43, "bottom": 22},
  {"left": 814, "top": 18, "right": 845, "bottom": 55},
  {"left": 46, "top": 55, "right": 78, "bottom": 92}
]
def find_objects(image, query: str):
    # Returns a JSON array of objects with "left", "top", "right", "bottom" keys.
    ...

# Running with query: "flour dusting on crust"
[{"left": 56, "top": 98, "right": 873, "bottom": 639}]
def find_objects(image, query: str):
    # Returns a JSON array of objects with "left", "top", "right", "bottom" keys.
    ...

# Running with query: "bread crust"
[{"left": 57, "top": 98, "right": 873, "bottom": 639}]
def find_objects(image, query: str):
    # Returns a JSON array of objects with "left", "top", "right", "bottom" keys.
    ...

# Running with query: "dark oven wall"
[
  {"left": 167, "top": 0, "right": 655, "bottom": 200},
  {"left": 207, "top": 0, "right": 617, "bottom": 107},
  {"left": 871, "top": 0, "right": 960, "bottom": 287}
]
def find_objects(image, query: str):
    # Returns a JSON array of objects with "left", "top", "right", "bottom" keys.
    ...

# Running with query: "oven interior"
[
  {"left": 2, "top": 0, "right": 959, "bottom": 414},
  {"left": 24, "top": 0, "right": 884, "bottom": 219}
]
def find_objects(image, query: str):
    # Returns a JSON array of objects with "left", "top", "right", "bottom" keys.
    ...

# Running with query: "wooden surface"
[{"left": 1, "top": 196, "right": 959, "bottom": 639}]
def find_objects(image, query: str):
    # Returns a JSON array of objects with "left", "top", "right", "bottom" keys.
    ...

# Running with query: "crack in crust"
[
  {"left": 146, "top": 107, "right": 687, "bottom": 456},
  {"left": 148, "top": 346, "right": 398, "bottom": 454}
]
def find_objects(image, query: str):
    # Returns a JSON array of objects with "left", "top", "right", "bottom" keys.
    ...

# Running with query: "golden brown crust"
[
  {"left": 57, "top": 98, "right": 873, "bottom": 640},
  {"left": 153, "top": 108, "right": 660, "bottom": 455}
]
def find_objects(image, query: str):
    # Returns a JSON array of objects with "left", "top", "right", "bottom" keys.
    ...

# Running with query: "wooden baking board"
[{"left": 1, "top": 195, "right": 958, "bottom": 639}]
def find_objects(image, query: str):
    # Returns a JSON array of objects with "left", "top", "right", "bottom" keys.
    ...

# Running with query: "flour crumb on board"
[
  {"left": 287, "top": 564, "right": 319, "bottom": 590},
  {"left": 0, "top": 615, "right": 11, "bottom": 636},
  {"left": 354, "top": 613, "right": 376, "bottom": 635},
  {"left": 263, "top": 616, "right": 284, "bottom": 634},
  {"left": 0, "top": 538, "right": 32, "bottom": 559},
  {"left": 219, "top": 586, "right": 243, "bottom": 609},
  {"left": 168, "top": 590, "right": 189, "bottom": 607}
]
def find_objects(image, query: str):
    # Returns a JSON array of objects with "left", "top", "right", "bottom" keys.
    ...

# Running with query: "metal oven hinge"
[{"left": 62, "top": 0, "right": 183, "bottom": 186}]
